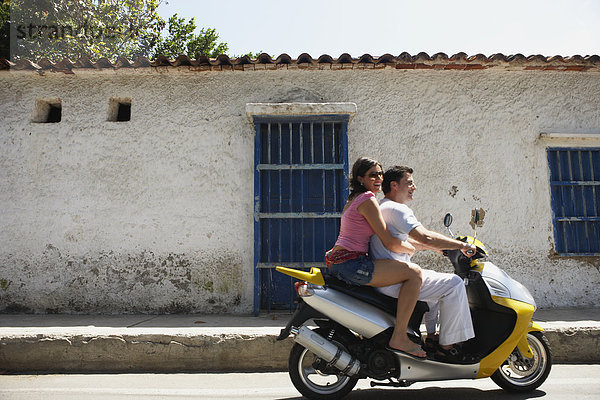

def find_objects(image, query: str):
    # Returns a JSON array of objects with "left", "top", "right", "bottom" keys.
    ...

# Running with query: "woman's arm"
[{"left": 358, "top": 197, "right": 415, "bottom": 254}]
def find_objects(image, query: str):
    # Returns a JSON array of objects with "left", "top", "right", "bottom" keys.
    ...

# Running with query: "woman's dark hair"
[{"left": 348, "top": 157, "right": 382, "bottom": 200}]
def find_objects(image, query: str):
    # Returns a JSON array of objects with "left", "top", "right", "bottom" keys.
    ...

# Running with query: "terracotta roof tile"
[
  {"left": 357, "top": 54, "right": 375, "bottom": 64},
  {"left": 95, "top": 57, "right": 114, "bottom": 68},
  {"left": 131, "top": 57, "right": 152, "bottom": 68},
  {"left": 1, "top": 52, "right": 599, "bottom": 71},
  {"left": 450, "top": 52, "right": 468, "bottom": 61},
  {"left": 36, "top": 58, "right": 54, "bottom": 69},
  {"left": 337, "top": 53, "right": 353, "bottom": 63},
  {"left": 74, "top": 56, "right": 95, "bottom": 68},
  {"left": 114, "top": 56, "right": 132, "bottom": 68},
  {"left": 195, "top": 55, "right": 211, "bottom": 65},
  {"left": 256, "top": 53, "right": 273, "bottom": 64},
  {"left": 432, "top": 52, "right": 449, "bottom": 62},
  {"left": 216, "top": 54, "right": 233, "bottom": 66},
  {"left": 274, "top": 54, "right": 292, "bottom": 64},
  {"left": 317, "top": 54, "right": 334, "bottom": 64},
  {"left": 173, "top": 55, "right": 194, "bottom": 66},
  {"left": 296, "top": 53, "right": 314, "bottom": 64}
]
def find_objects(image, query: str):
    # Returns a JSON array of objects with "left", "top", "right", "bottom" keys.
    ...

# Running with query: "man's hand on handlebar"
[{"left": 460, "top": 243, "right": 477, "bottom": 257}]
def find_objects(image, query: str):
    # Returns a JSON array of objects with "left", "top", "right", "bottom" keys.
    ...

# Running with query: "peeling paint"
[
  {"left": 0, "top": 248, "right": 249, "bottom": 314},
  {"left": 0, "top": 279, "right": 11, "bottom": 291},
  {"left": 449, "top": 186, "right": 458, "bottom": 198},
  {"left": 469, "top": 208, "right": 486, "bottom": 229}
]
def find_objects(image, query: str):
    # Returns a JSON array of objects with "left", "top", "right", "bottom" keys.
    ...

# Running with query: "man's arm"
[
  {"left": 409, "top": 225, "right": 475, "bottom": 253},
  {"left": 407, "top": 237, "right": 431, "bottom": 251}
]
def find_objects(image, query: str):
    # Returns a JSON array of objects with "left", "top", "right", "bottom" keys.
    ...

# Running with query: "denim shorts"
[{"left": 327, "top": 255, "right": 375, "bottom": 285}]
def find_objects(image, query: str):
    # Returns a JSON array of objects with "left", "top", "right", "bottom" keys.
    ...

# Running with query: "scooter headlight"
[
  {"left": 511, "top": 280, "right": 537, "bottom": 308},
  {"left": 483, "top": 276, "right": 537, "bottom": 308}
]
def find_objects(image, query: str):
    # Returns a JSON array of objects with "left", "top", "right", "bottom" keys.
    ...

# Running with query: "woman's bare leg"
[{"left": 368, "top": 259, "right": 425, "bottom": 357}]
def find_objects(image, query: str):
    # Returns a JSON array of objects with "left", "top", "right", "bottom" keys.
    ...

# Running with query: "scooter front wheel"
[
  {"left": 491, "top": 331, "right": 552, "bottom": 392},
  {"left": 288, "top": 328, "right": 359, "bottom": 400}
]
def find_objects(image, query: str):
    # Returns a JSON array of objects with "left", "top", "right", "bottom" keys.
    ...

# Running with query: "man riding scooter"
[{"left": 370, "top": 166, "right": 477, "bottom": 363}]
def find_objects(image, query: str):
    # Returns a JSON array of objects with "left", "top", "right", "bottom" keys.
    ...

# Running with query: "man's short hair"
[{"left": 382, "top": 166, "right": 413, "bottom": 194}]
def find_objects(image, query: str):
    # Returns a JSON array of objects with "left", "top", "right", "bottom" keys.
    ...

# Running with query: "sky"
[{"left": 157, "top": 0, "right": 600, "bottom": 59}]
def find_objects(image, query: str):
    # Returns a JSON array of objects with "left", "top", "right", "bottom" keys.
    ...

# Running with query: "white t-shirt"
[{"left": 369, "top": 198, "right": 422, "bottom": 262}]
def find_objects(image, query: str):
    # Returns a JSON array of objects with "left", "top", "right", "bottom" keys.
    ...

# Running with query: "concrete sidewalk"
[{"left": 1, "top": 308, "right": 599, "bottom": 374}]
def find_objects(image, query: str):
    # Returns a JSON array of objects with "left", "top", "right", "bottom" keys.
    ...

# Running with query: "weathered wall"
[
  {"left": 0, "top": 67, "right": 599, "bottom": 312},
  {"left": 0, "top": 69, "right": 255, "bottom": 313}
]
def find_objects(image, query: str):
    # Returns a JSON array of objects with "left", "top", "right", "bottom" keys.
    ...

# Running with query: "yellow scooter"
[{"left": 276, "top": 211, "right": 551, "bottom": 399}]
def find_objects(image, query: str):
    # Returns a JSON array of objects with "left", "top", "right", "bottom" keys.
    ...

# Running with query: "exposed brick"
[
  {"left": 190, "top": 66, "right": 211, "bottom": 72},
  {"left": 464, "top": 64, "right": 485, "bottom": 70},
  {"left": 395, "top": 64, "right": 416, "bottom": 69},
  {"left": 564, "top": 66, "right": 588, "bottom": 71},
  {"left": 443, "top": 64, "right": 466, "bottom": 70}
]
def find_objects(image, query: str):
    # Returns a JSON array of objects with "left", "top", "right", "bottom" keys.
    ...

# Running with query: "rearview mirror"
[{"left": 443, "top": 213, "right": 453, "bottom": 227}]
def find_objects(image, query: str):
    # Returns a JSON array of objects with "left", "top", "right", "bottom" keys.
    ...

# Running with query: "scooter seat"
[{"left": 324, "top": 274, "right": 420, "bottom": 315}]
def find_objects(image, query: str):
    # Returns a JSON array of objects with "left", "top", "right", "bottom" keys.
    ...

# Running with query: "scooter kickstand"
[{"left": 370, "top": 379, "right": 413, "bottom": 388}]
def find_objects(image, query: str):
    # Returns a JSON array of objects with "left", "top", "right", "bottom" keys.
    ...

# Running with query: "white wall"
[{"left": 0, "top": 67, "right": 598, "bottom": 312}]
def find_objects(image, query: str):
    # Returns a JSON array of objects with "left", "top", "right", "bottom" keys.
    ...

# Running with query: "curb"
[{"left": 1, "top": 326, "right": 598, "bottom": 373}]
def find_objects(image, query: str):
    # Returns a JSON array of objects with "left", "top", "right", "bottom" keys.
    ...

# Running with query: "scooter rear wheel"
[
  {"left": 491, "top": 331, "right": 552, "bottom": 392},
  {"left": 288, "top": 328, "right": 359, "bottom": 400}
]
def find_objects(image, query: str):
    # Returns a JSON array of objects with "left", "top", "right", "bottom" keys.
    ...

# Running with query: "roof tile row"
[{"left": 2, "top": 52, "right": 599, "bottom": 71}]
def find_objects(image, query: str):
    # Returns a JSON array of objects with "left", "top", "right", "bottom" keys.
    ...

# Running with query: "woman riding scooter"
[{"left": 325, "top": 157, "right": 426, "bottom": 359}]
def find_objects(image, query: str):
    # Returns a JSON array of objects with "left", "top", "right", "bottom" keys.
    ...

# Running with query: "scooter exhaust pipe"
[{"left": 291, "top": 326, "right": 361, "bottom": 376}]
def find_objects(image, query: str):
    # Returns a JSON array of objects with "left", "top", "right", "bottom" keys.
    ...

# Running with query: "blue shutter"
[
  {"left": 547, "top": 148, "right": 600, "bottom": 255},
  {"left": 253, "top": 116, "right": 349, "bottom": 312}
]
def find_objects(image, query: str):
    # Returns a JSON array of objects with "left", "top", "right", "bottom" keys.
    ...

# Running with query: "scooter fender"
[
  {"left": 516, "top": 321, "right": 544, "bottom": 358},
  {"left": 477, "top": 296, "right": 536, "bottom": 378}
]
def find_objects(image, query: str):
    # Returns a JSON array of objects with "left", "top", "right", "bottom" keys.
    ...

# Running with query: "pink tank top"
[{"left": 334, "top": 191, "right": 376, "bottom": 252}]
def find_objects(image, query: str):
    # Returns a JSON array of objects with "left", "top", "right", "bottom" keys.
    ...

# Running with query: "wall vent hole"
[
  {"left": 108, "top": 98, "right": 131, "bottom": 122},
  {"left": 33, "top": 98, "right": 62, "bottom": 123}
]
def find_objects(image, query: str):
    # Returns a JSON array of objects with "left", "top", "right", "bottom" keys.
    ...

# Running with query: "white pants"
[{"left": 377, "top": 268, "right": 475, "bottom": 346}]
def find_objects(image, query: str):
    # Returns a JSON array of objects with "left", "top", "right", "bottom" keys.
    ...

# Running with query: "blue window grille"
[
  {"left": 253, "top": 116, "right": 349, "bottom": 312},
  {"left": 547, "top": 148, "right": 600, "bottom": 255}
]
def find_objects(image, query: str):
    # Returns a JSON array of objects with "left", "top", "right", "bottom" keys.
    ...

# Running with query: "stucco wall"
[{"left": 0, "top": 67, "right": 599, "bottom": 312}]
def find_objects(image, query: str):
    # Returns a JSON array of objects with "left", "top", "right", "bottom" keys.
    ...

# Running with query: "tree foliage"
[
  {"left": 6, "top": 0, "right": 164, "bottom": 61},
  {"left": 0, "top": 0, "right": 10, "bottom": 59},
  {"left": 1, "top": 0, "right": 249, "bottom": 62},
  {"left": 152, "top": 13, "right": 228, "bottom": 59}
]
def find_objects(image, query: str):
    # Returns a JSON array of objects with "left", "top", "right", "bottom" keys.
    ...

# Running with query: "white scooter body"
[
  {"left": 277, "top": 212, "right": 552, "bottom": 399},
  {"left": 298, "top": 282, "right": 481, "bottom": 381}
]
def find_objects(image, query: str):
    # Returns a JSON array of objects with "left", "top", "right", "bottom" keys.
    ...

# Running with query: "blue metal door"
[{"left": 253, "top": 116, "right": 349, "bottom": 312}]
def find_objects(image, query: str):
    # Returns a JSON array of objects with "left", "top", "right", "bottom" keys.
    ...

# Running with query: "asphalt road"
[{"left": 0, "top": 365, "right": 598, "bottom": 400}]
